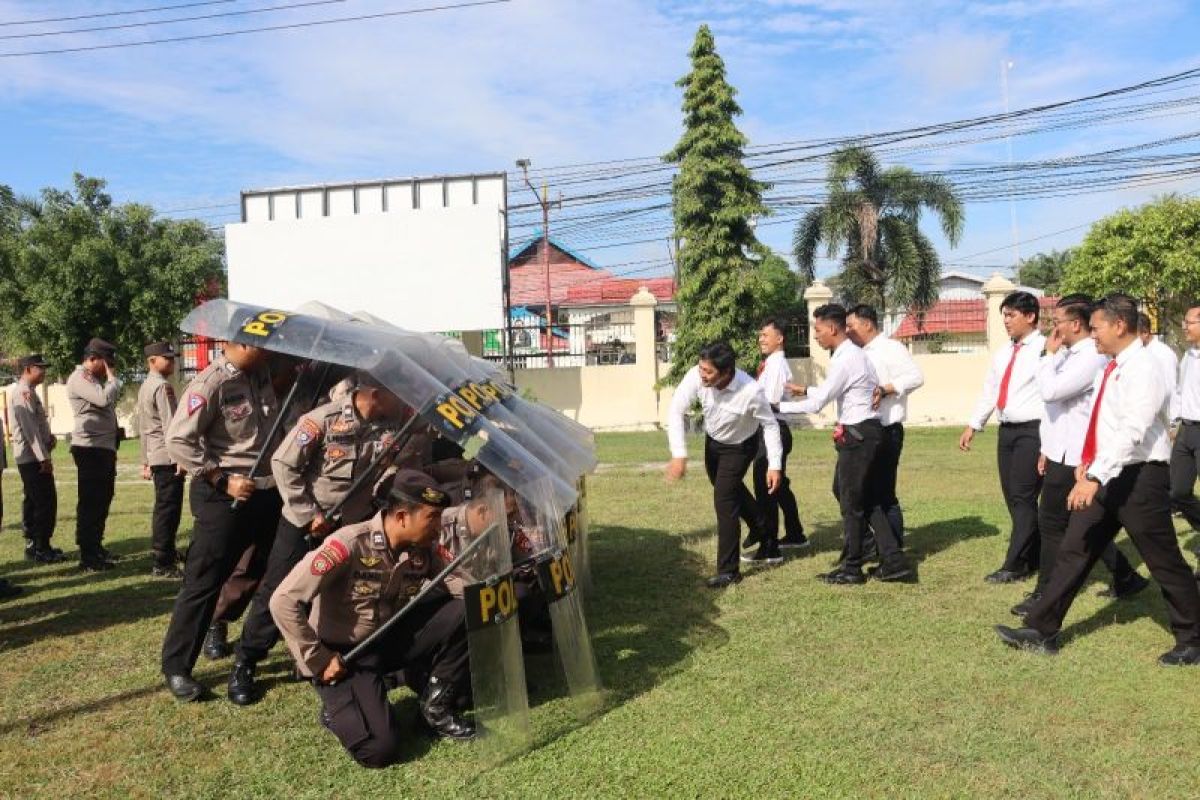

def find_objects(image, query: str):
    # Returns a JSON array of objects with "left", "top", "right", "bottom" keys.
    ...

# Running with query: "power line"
[
  {"left": 0, "top": 1, "right": 235, "bottom": 28},
  {"left": 0, "top": 0, "right": 511, "bottom": 57}
]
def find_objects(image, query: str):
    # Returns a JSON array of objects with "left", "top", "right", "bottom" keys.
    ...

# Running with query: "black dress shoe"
[
  {"left": 778, "top": 531, "right": 810, "bottom": 550},
  {"left": 203, "top": 621, "right": 232, "bottom": 660},
  {"left": 741, "top": 529, "right": 763, "bottom": 550},
  {"left": 994, "top": 625, "right": 1059, "bottom": 654},
  {"left": 985, "top": 567, "right": 1034, "bottom": 584},
  {"left": 819, "top": 568, "right": 866, "bottom": 585},
  {"left": 873, "top": 559, "right": 915, "bottom": 583},
  {"left": 1158, "top": 644, "right": 1200, "bottom": 666},
  {"left": 1098, "top": 572, "right": 1151, "bottom": 600},
  {"left": 79, "top": 557, "right": 116, "bottom": 573},
  {"left": 1010, "top": 592, "right": 1042, "bottom": 617},
  {"left": 29, "top": 545, "right": 67, "bottom": 565},
  {"left": 705, "top": 572, "right": 743, "bottom": 589},
  {"left": 740, "top": 544, "right": 783, "bottom": 566},
  {"left": 165, "top": 673, "right": 206, "bottom": 702},
  {"left": 227, "top": 661, "right": 258, "bottom": 706},
  {"left": 419, "top": 676, "right": 476, "bottom": 740}
]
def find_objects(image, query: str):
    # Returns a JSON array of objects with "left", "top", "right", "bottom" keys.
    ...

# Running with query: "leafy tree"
[
  {"left": 793, "top": 146, "right": 963, "bottom": 314},
  {"left": 0, "top": 174, "right": 225, "bottom": 376},
  {"left": 664, "top": 24, "right": 784, "bottom": 381},
  {"left": 1017, "top": 248, "right": 1073, "bottom": 294},
  {"left": 1061, "top": 194, "right": 1200, "bottom": 336}
]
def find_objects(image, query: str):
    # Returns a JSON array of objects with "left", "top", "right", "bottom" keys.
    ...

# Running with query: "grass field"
[{"left": 2, "top": 428, "right": 1200, "bottom": 798}]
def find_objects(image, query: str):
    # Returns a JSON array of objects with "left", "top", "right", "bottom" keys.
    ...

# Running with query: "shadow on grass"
[
  {"left": 906, "top": 515, "right": 1000, "bottom": 562},
  {"left": 0, "top": 682, "right": 163, "bottom": 737}
]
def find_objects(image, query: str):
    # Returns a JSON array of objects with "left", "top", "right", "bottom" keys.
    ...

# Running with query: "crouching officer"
[
  {"left": 226, "top": 377, "right": 409, "bottom": 705},
  {"left": 269, "top": 470, "right": 474, "bottom": 769}
]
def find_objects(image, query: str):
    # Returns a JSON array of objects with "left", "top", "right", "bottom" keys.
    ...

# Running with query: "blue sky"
[{"left": 1, "top": 0, "right": 1198, "bottom": 279}]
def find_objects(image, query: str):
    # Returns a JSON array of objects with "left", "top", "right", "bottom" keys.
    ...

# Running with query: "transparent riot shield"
[
  {"left": 567, "top": 475, "right": 592, "bottom": 595},
  {"left": 452, "top": 489, "right": 531, "bottom": 758}
]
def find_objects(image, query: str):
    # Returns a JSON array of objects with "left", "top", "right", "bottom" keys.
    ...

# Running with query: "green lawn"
[{"left": 2, "top": 429, "right": 1200, "bottom": 797}]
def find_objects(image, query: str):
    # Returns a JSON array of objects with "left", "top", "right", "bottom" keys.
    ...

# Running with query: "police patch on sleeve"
[
  {"left": 310, "top": 539, "right": 350, "bottom": 576},
  {"left": 187, "top": 394, "right": 207, "bottom": 416},
  {"left": 296, "top": 418, "right": 322, "bottom": 447}
]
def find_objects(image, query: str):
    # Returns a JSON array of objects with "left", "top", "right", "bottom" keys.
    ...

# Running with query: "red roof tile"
[
  {"left": 564, "top": 277, "right": 676, "bottom": 305},
  {"left": 893, "top": 296, "right": 1057, "bottom": 339}
]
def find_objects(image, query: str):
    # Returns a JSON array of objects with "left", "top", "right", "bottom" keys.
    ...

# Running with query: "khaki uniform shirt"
[
  {"left": 137, "top": 372, "right": 178, "bottom": 467},
  {"left": 166, "top": 356, "right": 278, "bottom": 485},
  {"left": 269, "top": 512, "right": 465, "bottom": 678},
  {"left": 66, "top": 365, "right": 121, "bottom": 451},
  {"left": 7, "top": 380, "right": 54, "bottom": 465},
  {"left": 271, "top": 394, "right": 395, "bottom": 528}
]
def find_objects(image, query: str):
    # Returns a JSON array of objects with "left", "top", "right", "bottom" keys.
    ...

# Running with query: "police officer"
[
  {"left": 160, "top": 341, "right": 283, "bottom": 702},
  {"left": 138, "top": 342, "right": 185, "bottom": 578},
  {"left": 67, "top": 337, "right": 121, "bottom": 571},
  {"left": 226, "top": 377, "right": 409, "bottom": 706},
  {"left": 269, "top": 470, "right": 474, "bottom": 769},
  {"left": 6, "top": 355, "right": 63, "bottom": 565}
]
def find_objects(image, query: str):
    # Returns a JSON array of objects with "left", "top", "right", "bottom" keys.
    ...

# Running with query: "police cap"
[
  {"left": 144, "top": 341, "right": 177, "bottom": 358},
  {"left": 387, "top": 469, "right": 452, "bottom": 509}
]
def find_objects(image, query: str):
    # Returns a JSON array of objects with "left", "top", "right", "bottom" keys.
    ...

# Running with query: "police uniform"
[
  {"left": 269, "top": 474, "right": 471, "bottom": 768},
  {"left": 138, "top": 342, "right": 185, "bottom": 572},
  {"left": 66, "top": 338, "right": 122, "bottom": 568},
  {"left": 6, "top": 355, "right": 61, "bottom": 563},
  {"left": 227, "top": 392, "right": 410, "bottom": 704},
  {"left": 160, "top": 353, "right": 283, "bottom": 699}
]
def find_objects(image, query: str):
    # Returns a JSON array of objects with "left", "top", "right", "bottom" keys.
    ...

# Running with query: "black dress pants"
[
  {"left": 160, "top": 481, "right": 283, "bottom": 676},
  {"left": 871, "top": 422, "right": 906, "bottom": 544},
  {"left": 151, "top": 466, "right": 186, "bottom": 568},
  {"left": 17, "top": 461, "right": 57, "bottom": 547},
  {"left": 835, "top": 420, "right": 902, "bottom": 572},
  {"left": 749, "top": 423, "right": 803, "bottom": 543},
  {"left": 997, "top": 422, "right": 1043, "bottom": 573},
  {"left": 704, "top": 434, "right": 765, "bottom": 576},
  {"left": 236, "top": 516, "right": 315, "bottom": 664},
  {"left": 1036, "top": 459, "right": 1137, "bottom": 592},
  {"left": 1026, "top": 463, "right": 1200, "bottom": 646},
  {"left": 1169, "top": 422, "right": 1200, "bottom": 531},
  {"left": 315, "top": 593, "right": 469, "bottom": 769},
  {"left": 72, "top": 446, "right": 116, "bottom": 559}
]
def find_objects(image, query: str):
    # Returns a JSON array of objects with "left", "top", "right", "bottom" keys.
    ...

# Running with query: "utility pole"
[
  {"left": 517, "top": 158, "right": 558, "bottom": 366},
  {"left": 1001, "top": 59, "right": 1021, "bottom": 272}
]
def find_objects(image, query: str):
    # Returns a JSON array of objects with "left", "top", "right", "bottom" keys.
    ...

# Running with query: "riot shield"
[
  {"left": 452, "top": 489, "right": 531, "bottom": 757},
  {"left": 567, "top": 476, "right": 592, "bottom": 595}
]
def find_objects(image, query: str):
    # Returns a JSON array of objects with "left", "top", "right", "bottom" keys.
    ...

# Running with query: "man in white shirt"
[
  {"left": 996, "top": 294, "right": 1200, "bottom": 664},
  {"left": 959, "top": 291, "right": 1046, "bottom": 584},
  {"left": 1138, "top": 313, "right": 1178, "bottom": 397},
  {"left": 1169, "top": 303, "right": 1200, "bottom": 551},
  {"left": 667, "top": 341, "right": 782, "bottom": 588},
  {"left": 742, "top": 318, "right": 807, "bottom": 565},
  {"left": 847, "top": 304, "right": 924, "bottom": 548},
  {"left": 780, "top": 304, "right": 913, "bottom": 584},
  {"left": 1011, "top": 294, "right": 1146, "bottom": 618}
]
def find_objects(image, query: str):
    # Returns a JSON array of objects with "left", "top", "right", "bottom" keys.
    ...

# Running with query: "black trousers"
[
  {"left": 151, "top": 466, "right": 186, "bottom": 567},
  {"left": 1169, "top": 422, "right": 1200, "bottom": 531},
  {"left": 1036, "top": 459, "right": 1137, "bottom": 592},
  {"left": 160, "top": 480, "right": 283, "bottom": 676},
  {"left": 704, "top": 434, "right": 765, "bottom": 575},
  {"left": 1027, "top": 463, "right": 1200, "bottom": 646},
  {"left": 870, "top": 423, "right": 906, "bottom": 544},
  {"left": 997, "top": 422, "right": 1043, "bottom": 573},
  {"left": 315, "top": 593, "right": 469, "bottom": 769},
  {"left": 236, "top": 516, "right": 315, "bottom": 664},
  {"left": 71, "top": 446, "right": 116, "bottom": 558},
  {"left": 17, "top": 461, "right": 57, "bottom": 546},
  {"left": 750, "top": 423, "right": 803, "bottom": 543},
  {"left": 835, "top": 420, "right": 902, "bottom": 572}
]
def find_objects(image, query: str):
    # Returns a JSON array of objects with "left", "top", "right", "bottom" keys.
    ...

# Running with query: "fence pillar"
[
  {"left": 804, "top": 280, "right": 834, "bottom": 371},
  {"left": 630, "top": 287, "right": 661, "bottom": 425},
  {"left": 982, "top": 273, "right": 1018, "bottom": 352}
]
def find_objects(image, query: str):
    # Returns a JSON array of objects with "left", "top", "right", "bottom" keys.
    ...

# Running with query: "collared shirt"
[
  {"left": 969, "top": 330, "right": 1046, "bottom": 430},
  {"left": 1177, "top": 347, "right": 1200, "bottom": 422},
  {"left": 66, "top": 365, "right": 122, "bottom": 451},
  {"left": 1036, "top": 337, "right": 1107, "bottom": 466},
  {"left": 1086, "top": 340, "right": 1172, "bottom": 485},
  {"left": 778, "top": 338, "right": 879, "bottom": 425},
  {"left": 6, "top": 379, "right": 54, "bottom": 464},
  {"left": 756, "top": 349, "right": 793, "bottom": 420},
  {"left": 137, "top": 372, "right": 178, "bottom": 467},
  {"left": 668, "top": 366, "right": 782, "bottom": 470},
  {"left": 1145, "top": 337, "right": 1178, "bottom": 401},
  {"left": 862, "top": 335, "right": 924, "bottom": 426}
]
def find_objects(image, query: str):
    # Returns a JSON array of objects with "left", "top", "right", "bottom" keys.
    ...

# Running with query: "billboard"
[{"left": 225, "top": 172, "right": 507, "bottom": 333}]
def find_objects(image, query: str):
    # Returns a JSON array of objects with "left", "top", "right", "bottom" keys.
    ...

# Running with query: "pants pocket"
[{"left": 320, "top": 683, "right": 371, "bottom": 750}]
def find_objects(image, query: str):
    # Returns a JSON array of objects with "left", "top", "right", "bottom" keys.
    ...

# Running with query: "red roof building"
[{"left": 893, "top": 296, "right": 1056, "bottom": 340}]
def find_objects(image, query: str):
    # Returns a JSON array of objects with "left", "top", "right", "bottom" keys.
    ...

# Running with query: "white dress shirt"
[
  {"left": 1145, "top": 337, "right": 1178, "bottom": 402},
  {"left": 1036, "top": 337, "right": 1108, "bottom": 466},
  {"left": 668, "top": 365, "right": 782, "bottom": 470},
  {"left": 1086, "top": 340, "right": 1172, "bottom": 485},
  {"left": 969, "top": 330, "right": 1047, "bottom": 430},
  {"left": 756, "top": 349, "right": 794, "bottom": 421},
  {"left": 1176, "top": 347, "right": 1200, "bottom": 422},
  {"left": 862, "top": 335, "right": 924, "bottom": 426},
  {"left": 778, "top": 339, "right": 879, "bottom": 425}
]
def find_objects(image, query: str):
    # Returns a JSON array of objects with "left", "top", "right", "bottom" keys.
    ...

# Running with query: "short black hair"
[
  {"left": 759, "top": 317, "right": 786, "bottom": 337},
  {"left": 1137, "top": 312, "right": 1152, "bottom": 335},
  {"left": 1093, "top": 293, "right": 1139, "bottom": 331},
  {"left": 1000, "top": 291, "right": 1039, "bottom": 317},
  {"left": 1056, "top": 293, "right": 1093, "bottom": 327},
  {"left": 847, "top": 304, "right": 879, "bottom": 329},
  {"left": 697, "top": 341, "right": 737, "bottom": 374},
  {"left": 812, "top": 303, "right": 847, "bottom": 330}
]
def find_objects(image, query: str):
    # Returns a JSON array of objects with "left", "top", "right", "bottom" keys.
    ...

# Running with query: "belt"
[{"left": 999, "top": 420, "right": 1040, "bottom": 428}]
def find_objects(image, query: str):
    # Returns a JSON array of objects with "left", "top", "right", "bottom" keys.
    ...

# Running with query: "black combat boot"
[
  {"left": 203, "top": 621, "right": 232, "bottom": 660},
  {"left": 419, "top": 676, "right": 476, "bottom": 740},
  {"left": 227, "top": 660, "right": 258, "bottom": 706}
]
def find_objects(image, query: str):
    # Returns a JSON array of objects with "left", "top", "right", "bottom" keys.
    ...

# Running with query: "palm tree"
[{"left": 793, "top": 146, "right": 963, "bottom": 314}]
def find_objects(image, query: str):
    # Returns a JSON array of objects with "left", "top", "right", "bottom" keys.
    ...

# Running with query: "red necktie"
[
  {"left": 996, "top": 341, "right": 1023, "bottom": 411},
  {"left": 1080, "top": 360, "right": 1118, "bottom": 467}
]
